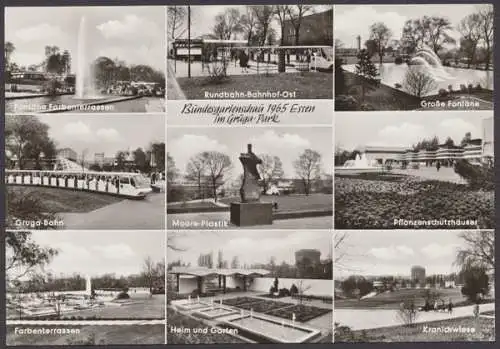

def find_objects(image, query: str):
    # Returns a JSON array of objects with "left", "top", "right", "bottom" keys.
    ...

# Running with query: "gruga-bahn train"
[{"left": 5, "top": 157, "right": 156, "bottom": 199}]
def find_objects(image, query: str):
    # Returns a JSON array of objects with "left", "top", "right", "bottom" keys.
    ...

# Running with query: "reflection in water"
[{"left": 343, "top": 63, "right": 493, "bottom": 97}]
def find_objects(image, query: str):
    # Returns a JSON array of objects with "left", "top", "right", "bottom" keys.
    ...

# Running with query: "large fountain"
[{"left": 75, "top": 16, "right": 99, "bottom": 99}]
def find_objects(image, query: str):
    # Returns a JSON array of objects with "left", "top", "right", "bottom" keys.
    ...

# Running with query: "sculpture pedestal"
[{"left": 230, "top": 202, "right": 273, "bottom": 226}]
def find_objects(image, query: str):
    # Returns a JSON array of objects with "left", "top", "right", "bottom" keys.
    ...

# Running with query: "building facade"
[
  {"left": 282, "top": 9, "right": 333, "bottom": 46},
  {"left": 295, "top": 249, "right": 321, "bottom": 266}
]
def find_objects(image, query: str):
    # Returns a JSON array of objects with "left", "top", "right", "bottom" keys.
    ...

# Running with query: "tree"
[
  {"left": 166, "top": 153, "right": 178, "bottom": 185},
  {"left": 6, "top": 232, "right": 58, "bottom": 283},
  {"left": 460, "top": 265, "right": 490, "bottom": 303},
  {"left": 400, "top": 16, "right": 455, "bottom": 54},
  {"left": 143, "top": 256, "right": 155, "bottom": 293},
  {"left": 241, "top": 6, "right": 258, "bottom": 45},
  {"left": 286, "top": 5, "right": 313, "bottom": 52},
  {"left": 402, "top": 67, "right": 437, "bottom": 97},
  {"left": 185, "top": 154, "right": 206, "bottom": 199},
  {"left": 460, "top": 132, "right": 472, "bottom": 146},
  {"left": 5, "top": 41, "right": 15, "bottom": 70},
  {"left": 296, "top": 280, "right": 312, "bottom": 304},
  {"left": 364, "top": 39, "right": 378, "bottom": 58},
  {"left": 258, "top": 154, "right": 284, "bottom": 193},
  {"left": 252, "top": 5, "right": 275, "bottom": 47},
  {"left": 369, "top": 22, "right": 392, "bottom": 64},
  {"left": 355, "top": 49, "right": 378, "bottom": 101},
  {"left": 212, "top": 8, "right": 242, "bottom": 40},
  {"left": 133, "top": 148, "right": 147, "bottom": 172},
  {"left": 444, "top": 137, "right": 455, "bottom": 147},
  {"left": 455, "top": 231, "right": 494, "bottom": 273},
  {"left": 458, "top": 13, "right": 482, "bottom": 68},
  {"left": 200, "top": 151, "right": 232, "bottom": 202},
  {"left": 293, "top": 149, "right": 321, "bottom": 195},
  {"left": 150, "top": 142, "right": 165, "bottom": 172},
  {"left": 274, "top": 5, "right": 290, "bottom": 45},
  {"left": 217, "top": 250, "right": 224, "bottom": 269},
  {"left": 5, "top": 115, "right": 55, "bottom": 170},
  {"left": 477, "top": 6, "right": 493, "bottom": 71},
  {"left": 167, "top": 6, "right": 188, "bottom": 41}
]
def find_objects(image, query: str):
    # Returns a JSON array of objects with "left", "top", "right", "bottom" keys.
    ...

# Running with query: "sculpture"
[{"left": 239, "top": 144, "right": 262, "bottom": 203}]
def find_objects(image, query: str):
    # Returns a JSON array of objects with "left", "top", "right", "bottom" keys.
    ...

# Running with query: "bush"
[
  {"left": 290, "top": 284, "right": 298, "bottom": 296},
  {"left": 411, "top": 163, "right": 420, "bottom": 170},
  {"left": 335, "top": 95, "right": 358, "bottom": 111},
  {"left": 460, "top": 84, "right": 467, "bottom": 92},
  {"left": 359, "top": 103, "right": 375, "bottom": 111},
  {"left": 278, "top": 288, "right": 291, "bottom": 297},
  {"left": 394, "top": 56, "right": 403, "bottom": 65},
  {"left": 206, "top": 60, "right": 229, "bottom": 84},
  {"left": 438, "top": 88, "right": 448, "bottom": 97},
  {"left": 468, "top": 84, "right": 474, "bottom": 93},
  {"left": 116, "top": 291, "right": 130, "bottom": 300},
  {"left": 448, "top": 84, "right": 454, "bottom": 93},
  {"left": 394, "top": 83, "right": 402, "bottom": 89},
  {"left": 454, "top": 159, "right": 494, "bottom": 190},
  {"left": 476, "top": 83, "right": 482, "bottom": 91}
]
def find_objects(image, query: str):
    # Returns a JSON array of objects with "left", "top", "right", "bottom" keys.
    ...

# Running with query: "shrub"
[
  {"left": 290, "top": 284, "right": 298, "bottom": 296},
  {"left": 448, "top": 84, "right": 454, "bottom": 93},
  {"left": 460, "top": 84, "right": 467, "bottom": 92},
  {"left": 359, "top": 103, "right": 375, "bottom": 111},
  {"left": 411, "top": 163, "right": 420, "bottom": 170},
  {"left": 206, "top": 61, "right": 229, "bottom": 84},
  {"left": 335, "top": 95, "right": 358, "bottom": 111},
  {"left": 468, "top": 84, "right": 474, "bottom": 93},
  {"left": 394, "top": 56, "right": 403, "bottom": 65},
  {"left": 476, "top": 83, "right": 482, "bottom": 91},
  {"left": 116, "top": 291, "right": 130, "bottom": 300},
  {"left": 396, "top": 299, "right": 419, "bottom": 326},
  {"left": 454, "top": 159, "right": 494, "bottom": 190},
  {"left": 278, "top": 288, "right": 291, "bottom": 297},
  {"left": 394, "top": 83, "right": 402, "bottom": 89},
  {"left": 438, "top": 88, "right": 448, "bottom": 97}
]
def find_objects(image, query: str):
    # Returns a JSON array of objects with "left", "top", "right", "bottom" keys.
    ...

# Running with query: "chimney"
[{"left": 247, "top": 144, "right": 252, "bottom": 153}]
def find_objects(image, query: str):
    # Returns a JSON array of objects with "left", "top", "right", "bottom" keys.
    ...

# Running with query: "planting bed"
[
  {"left": 266, "top": 304, "right": 331, "bottom": 322},
  {"left": 237, "top": 300, "right": 291, "bottom": 313},
  {"left": 222, "top": 297, "right": 264, "bottom": 307},
  {"left": 335, "top": 175, "right": 494, "bottom": 229}
]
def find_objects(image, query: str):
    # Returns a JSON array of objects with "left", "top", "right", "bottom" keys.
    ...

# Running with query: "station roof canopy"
[{"left": 170, "top": 266, "right": 270, "bottom": 277}]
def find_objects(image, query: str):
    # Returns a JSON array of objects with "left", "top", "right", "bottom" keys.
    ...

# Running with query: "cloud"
[
  {"left": 98, "top": 45, "right": 164, "bottom": 71},
  {"left": 14, "top": 23, "right": 66, "bottom": 42},
  {"left": 96, "top": 128, "right": 121, "bottom": 142},
  {"left": 62, "top": 121, "right": 93, "bottom": 141},
  {"left": 437, "top": 118, "right": 479, "bottom": 144},
  {"left": 97, "top": 15, "right": 161, "bottom": 40},
  {"left": 335, "top": 7, "right": 407, "bottom": 47},
  {"left": 92, "top": 244, "right": 136, "bottom": 260},
  {"left": 369, "top": 245, "right": 414, "bottom": 260},
  {"left": 249, "top": 130, "right": 311, "bottom": 152},
  {"left": 421, "top": 243, "right": 458, "bottom": 259},
  {"left": 376, "top": 123, "right": 427, "bottom": 147}
]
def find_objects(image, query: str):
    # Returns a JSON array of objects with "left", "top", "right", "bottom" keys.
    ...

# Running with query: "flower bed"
[
  {"left": 222, "top": 297, "right": 263, "bottom": 307},
  {"left": 335, "top": 175, "right": 494, "bottom": 229},
  {"left": 266, "top": 304, "right": 331, "bottom": 322},
  {"left": 237, "top": 300, "right": 291, "bottom": 313}
]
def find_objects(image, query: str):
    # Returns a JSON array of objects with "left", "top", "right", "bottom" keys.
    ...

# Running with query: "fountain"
[
  {"left": 85, "top": 275, "right": 92, "bottom": 297},
  {"left": 335, "top": 152, "right": 382, "bottom": 175},
  {"left": 75, "top": 16, "right": 99, "bottom": 100},
  {"left": 409, "top": 45, "right": 443, "bottom": 68}
]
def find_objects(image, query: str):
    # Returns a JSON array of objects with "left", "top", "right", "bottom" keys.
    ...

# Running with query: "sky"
[
  {"left": 335, "top": 4, "right": 492, "bottom": 49},
  {"left": 5, "top": 7, "right": 165, "bottom": 71},
  {"left": 167, "top": 127, "right": 333, "bottom": 180},
  {"left": 8, "top": 230, "right": 165, "bottom": 279},
  {"left": 335, "top": 111, "right": 492, "bottom": 151},
  {"left": 335, "top": 230, "right": 474, "bottom": 278},
  {"left": 170, "top": 5, "right": 332, "bottom": 42},
  {"left": 168, "top": 230, "right": 331, "bottom": 267},
  {"left": 37, "top": 114, "right": 165, "bottom": 158}
]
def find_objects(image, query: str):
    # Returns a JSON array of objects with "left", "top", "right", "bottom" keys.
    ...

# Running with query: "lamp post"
[{"left": 187, "top": 5, "right": 191, "bottom": 78}]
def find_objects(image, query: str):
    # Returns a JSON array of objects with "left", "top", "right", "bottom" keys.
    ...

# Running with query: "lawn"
[
  {"left": 336, "top": 316, "right": 495, "bottom": 342},
  {"left": 7, "top": 186, "right": 122, "bottom": 214},
  {"left": 6, "top": 324, "right": 165, "bottom": 345},
  {"left": 167, "top": 307, "right": 244, "bottom": 344},
  {"left": 335, "top": 174, "right": 494, "bottom": 229},
  {"left": 177, "top": 72, "right": 333, "bottom": 99},
  {"left": 220, "top": 193, "right": 333, "bottom": 213},
  {"left": 335, "top": 288, "right": 467, "bottom": 310}
]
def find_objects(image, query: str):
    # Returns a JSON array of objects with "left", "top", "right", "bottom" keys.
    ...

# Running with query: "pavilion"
[{"left": 170, "top": 267, "right": 270, "bottom": 295}]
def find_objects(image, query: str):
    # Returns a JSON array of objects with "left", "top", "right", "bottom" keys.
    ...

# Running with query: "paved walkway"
[
  {"left": 334, "top": 303, "right": 495, "bottom": 331},
  {"left": 167, "top": 212, "right": 332, "bottom": 229},
  {"left": 392, "top": 167, "right": 466, "bottom": 184},
  {"left": 60, "top": 193, "right": 164, "bottom": 229},
  {"left": 167, "top": 61, "right": 186, "bottom": 100}
]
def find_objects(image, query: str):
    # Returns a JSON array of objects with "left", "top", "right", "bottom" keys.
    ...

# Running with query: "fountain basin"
[
  {"left": 335, "top": 167, "right": 383, "bottom": 175},
  {"left": 173, "top": 300, "right": 211, "bottom": 312},
  {"left": 193, "top": 306, "right": 240, "bottom": 320},
  {"left": 222, "top": 314, "right": 320, "bottom": 343}
]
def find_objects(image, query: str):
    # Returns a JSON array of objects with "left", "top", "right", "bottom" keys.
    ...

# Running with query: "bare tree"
[
  {"left": 201, "top": 151, "right": 232, "bottom": 202},
  {"left": 167, "top": 6, "right": 188, "bottom": 41},
  {"left": 369, "top": 22, "right": 392, "bottom": 64},
  {"left": 293, "top": 149, "right": 322, "bottom": 195},
  {"left": 241, "top": 6, "right": 258, "bottom": 45},
  {"left": 458, "top": 13, "right": 482, "bottom": 68},
  {"left": 402, "top": 67, "right": 437, "bottom": 97},
  {"left": 185, "top": 154, "right": 206, "bottom": 199},
  {"left": 477, "top": 6, "right": 494, "bottom": 71},
  {"left": 455, "top": 231, "right": 494, "bottom": 273},
  {"left": 258, "top": 154, "right": 284, "bottom": 193},
  {"left": 274, "top": 5, "right": 290, "bottom": 45},
  {"left": 252, "top": 5, "right": 275, "bottom": 46},
  {"left": 143, "top": 256, "right": 155, "bottom": 292},
  {"left": 212, "top": 8, "right": 243, "bottom": 40},
  {"left": 297, "top": 280, "right": 312, "bottom": 305},
  {"left": 286, "top": 5, "right": 313, "bottom": 57}
]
